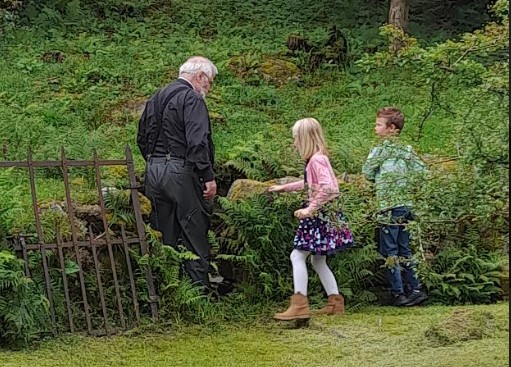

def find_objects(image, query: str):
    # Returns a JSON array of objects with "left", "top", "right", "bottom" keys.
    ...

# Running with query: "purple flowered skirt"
[{"left": 293, "top": 210, "right": 354, "bottom": 255}]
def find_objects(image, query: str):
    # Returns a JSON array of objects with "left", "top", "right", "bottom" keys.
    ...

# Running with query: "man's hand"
[
  {"left": 294, "top": 208, "right": 312, "bottom": 219},
  {"left": 203, "top": 180, "right": 217, "bottom": 200},
  {"left": 268, "top": 185, "right": 285, "bottom": 192}
]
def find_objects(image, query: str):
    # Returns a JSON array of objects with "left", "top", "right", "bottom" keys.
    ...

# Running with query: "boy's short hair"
[{"left": 377, "top": 107, "right": 405, "bottom": 133}]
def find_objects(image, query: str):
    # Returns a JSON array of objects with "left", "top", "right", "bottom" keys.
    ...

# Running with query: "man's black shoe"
[
  {"left": 216, "top": 280, "right": 235, "bottom": 296},
  {"left": 389, "top": 294, "right": 410, "bottom": 306},
  {"left": 404, "top": 290, "right": 428, "bottom": 306}
]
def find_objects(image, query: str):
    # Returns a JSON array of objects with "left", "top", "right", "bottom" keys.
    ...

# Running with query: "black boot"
[
  {"left": 404, "top": 290, "right": 428, "bottom": 306},
  {"left": 389, "top": 293, "right": 410, "bottom": 306}
]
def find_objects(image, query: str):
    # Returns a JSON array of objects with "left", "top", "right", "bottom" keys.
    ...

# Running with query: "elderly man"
[{"left": 137, "top": 56, "right": 217, "bottom": 290}]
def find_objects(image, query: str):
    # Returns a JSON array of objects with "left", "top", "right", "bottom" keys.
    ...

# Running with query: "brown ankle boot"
[
  {"left": 273, "top": 293, "right": 311, "bottom": 321},
  {"left": 314, "top": 294, "right": 345, "bottom": 315}
]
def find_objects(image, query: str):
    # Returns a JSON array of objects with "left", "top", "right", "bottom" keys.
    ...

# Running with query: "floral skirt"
[{"left": 293, "top": 210, "right": 354, "bottom": 255}]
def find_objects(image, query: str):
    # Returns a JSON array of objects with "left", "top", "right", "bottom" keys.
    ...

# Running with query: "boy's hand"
[
  {"left": 268, "top": 185, "right": 285, "bottom": 192},
  {"left": 294, "top": 208, "right": 312, "bottom": 219}
]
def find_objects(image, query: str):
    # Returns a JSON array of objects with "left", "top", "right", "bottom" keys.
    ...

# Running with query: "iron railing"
[{"left": 1, "top": 146, "right": 158, "bottom": 335}]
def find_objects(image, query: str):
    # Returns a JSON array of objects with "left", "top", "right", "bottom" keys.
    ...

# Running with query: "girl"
[{"left": 269, "top": 118, "right": 354, "bottom": 320}]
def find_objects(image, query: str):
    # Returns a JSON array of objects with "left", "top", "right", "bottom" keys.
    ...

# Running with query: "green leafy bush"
[
  {"left": 214, "top": 190, "right": 381, "bottom": 308},
  {"left": 214, "top": 194, "right": 298, "bottom": 301},
  {"left": 0, "top": 250, "right": 50, "bottom": 348},
  {"left": 131, "top": 226, "right": 212, "bottom": 323},
  {"left": 421, "top": 246, "right": 506, "bottom": 305}
]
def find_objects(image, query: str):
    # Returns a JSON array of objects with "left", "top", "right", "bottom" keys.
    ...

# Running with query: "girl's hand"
[
  {"left": 268, "top": 185, "right": 284, "bottom": 192},
  {"left": 294, "top": 208, "right": 312, "bottom": 219}
]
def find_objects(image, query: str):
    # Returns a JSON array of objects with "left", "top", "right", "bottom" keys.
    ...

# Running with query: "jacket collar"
[{"left": 177, "top": 77, "right": 194, "bottom": 89}]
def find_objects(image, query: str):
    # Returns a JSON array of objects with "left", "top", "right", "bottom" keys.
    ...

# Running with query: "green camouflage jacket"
[{"left": 362, "top": 139, "right": 426, "bottom": 211}]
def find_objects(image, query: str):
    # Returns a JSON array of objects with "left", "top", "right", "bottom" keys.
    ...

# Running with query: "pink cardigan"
[{"left": 281, "top": 153, "right": 340, "bottom": 213}]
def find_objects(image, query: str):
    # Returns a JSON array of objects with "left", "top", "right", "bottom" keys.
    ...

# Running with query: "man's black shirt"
[{"left": 137, "top": 78, "right": 215, "bottom": 182}]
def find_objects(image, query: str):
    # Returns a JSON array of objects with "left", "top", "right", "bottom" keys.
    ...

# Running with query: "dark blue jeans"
[{"left": 378, "top": 206, "right": 420, "bottom": 296}]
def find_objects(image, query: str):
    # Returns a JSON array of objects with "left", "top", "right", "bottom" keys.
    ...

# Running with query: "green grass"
[{"left": 1, "top": 303, "right": 508, "bottom": 367}]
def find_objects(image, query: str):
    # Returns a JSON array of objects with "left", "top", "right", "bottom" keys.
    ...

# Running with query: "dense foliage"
[
  {"left": 0, "top": 250, "right": 49, "bottom": 348},
  {"left": 0, "top": 0, "right": 508, "bottom": 347}
]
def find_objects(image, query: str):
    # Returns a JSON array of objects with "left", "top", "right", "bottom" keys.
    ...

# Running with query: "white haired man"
[{"left": 137, "top": 56, "right": 217, "bottom": 290}]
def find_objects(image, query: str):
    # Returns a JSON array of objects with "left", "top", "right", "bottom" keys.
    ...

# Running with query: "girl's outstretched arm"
[{"left": 268, "top": 180, "right": 304, "bottom": 193}]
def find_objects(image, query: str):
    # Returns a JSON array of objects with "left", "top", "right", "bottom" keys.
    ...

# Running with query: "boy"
[{"left": 362, "top": 107, "right": 428, "bottom": 306}]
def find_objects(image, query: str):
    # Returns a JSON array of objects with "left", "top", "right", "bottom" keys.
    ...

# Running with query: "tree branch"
[{"left": 416, "top": 81, "right": 436, "bottom": 141}]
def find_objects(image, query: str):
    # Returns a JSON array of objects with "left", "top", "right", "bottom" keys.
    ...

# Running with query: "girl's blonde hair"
[{"left": 292, "top": 118, "right": 328, "bottom": 160}]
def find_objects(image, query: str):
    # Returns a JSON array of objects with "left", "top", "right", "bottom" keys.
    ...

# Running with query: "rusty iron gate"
[{"left": 0, "top": 146, "right": 158, "bottom": 336}]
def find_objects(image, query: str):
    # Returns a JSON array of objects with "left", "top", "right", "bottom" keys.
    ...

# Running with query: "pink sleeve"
[
  {"left": 306, "top": 157, "right": 336, "bottom": 211},
  {"left": 282, "top": 180, "right": 304, "bottom": 192}
]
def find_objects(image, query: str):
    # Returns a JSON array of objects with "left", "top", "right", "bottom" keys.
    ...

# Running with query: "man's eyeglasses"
[{"left": 202, "top": 72, "right": 213, "bottom": 85}]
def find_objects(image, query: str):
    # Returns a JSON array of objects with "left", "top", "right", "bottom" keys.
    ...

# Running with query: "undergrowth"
[{"left": 0, "top": 0, "right": 507, "bottom": 348}]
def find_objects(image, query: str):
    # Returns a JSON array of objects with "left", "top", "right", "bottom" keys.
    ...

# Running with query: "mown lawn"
[{"left": 1, "top": 303, "right": 508, "bottom": 367}]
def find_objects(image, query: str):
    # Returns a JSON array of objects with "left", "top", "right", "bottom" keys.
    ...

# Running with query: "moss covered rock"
[
  {"left": 257, "top": 58, "right": 300, "bottom": 85},
  {"left": 225, "top": 174, "right": 372, "bottom": 202},
  {"left": 226, "top": 177, "right": 301, "bottom": 201}
]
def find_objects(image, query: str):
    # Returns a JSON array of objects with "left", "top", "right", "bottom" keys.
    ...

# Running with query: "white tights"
[{"left": 290, "top": 249, "right": 339, "bottom": 296}]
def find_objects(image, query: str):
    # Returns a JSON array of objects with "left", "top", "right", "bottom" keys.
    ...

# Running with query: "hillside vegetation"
[{"left": 0, "top": 0, "right": 508, "bottom": 348}]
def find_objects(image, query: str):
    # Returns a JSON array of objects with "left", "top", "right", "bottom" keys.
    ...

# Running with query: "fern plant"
[
  {"left": 214, "top": 191, "right": 381, "bottom": 308},
  {"left": 328, "top": 244, "right": 380, "bottom": 310},
  {"left": 130, "top": 225, "right": 212, "bottom": 323},
  {"left": 420, "top": 245, "right": 506, "bottom": 305},
  {"left": 223, "top": 139, "right": 301, "bottom": 182},
  {"left": 214, "top": 194, "right": 298, "bottom": 300},
  {"left": 0, "top": 250, "right": 50, "bottom": 349}
]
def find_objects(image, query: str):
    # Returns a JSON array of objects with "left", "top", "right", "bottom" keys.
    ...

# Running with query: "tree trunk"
[{"left": 388, "top": 0, "right": 409, "bottom": 30}]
